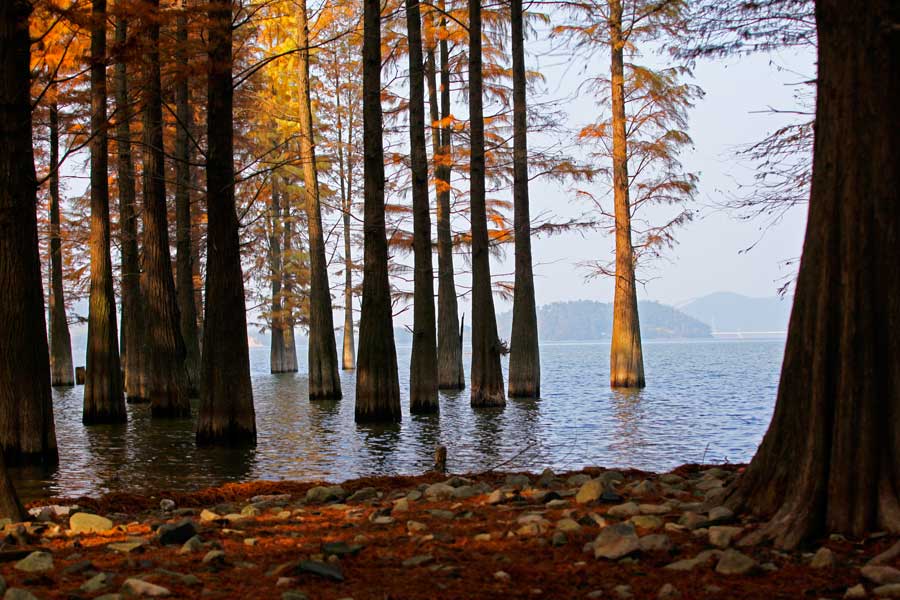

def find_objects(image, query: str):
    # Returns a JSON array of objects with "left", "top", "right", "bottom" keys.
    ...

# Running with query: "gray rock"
[
  {"left": 305, "top": 485, "right": 347, "bottom": 504},
  {"left": 178, "top": 535, "right": 204, "bottom": 554},
  {"left": 593, "top": 523, "right": 640, "bottom": 560},
  {"left": 70, "top": 512, "right": 113, "bottom": 533},
  {"left": 202, "top": 550, "right": 226, "bottom": 564},
  {"left": 660, "top": 473, "right": 685, "bottom": 485},
  {"left": 392, "top": 498, "right": 409, "bottom": 513},
  {"left": 427, "top": 509, "right": 455, "bottom": 520},
  {"left": 347, "top": 487, "right": 378, "bottom": 503},
  {"left": 715, "top": 549, "right": 758, "bottom": 575},
  {"left": 108, "top": 540, "right": 146, "bottom": 554},
  {"left": 863, "top": 566, "right": 900, "bottom": 585},
  {"left": 706, "top": 506, "right": 735, "bottom": 524},
  {"left": 81, "top": 573, "right": 113, "bottom": 593},
  {"left": 424, "top": 483, "right": 456, "bottom": 500},
  {"left": 407, "top": 520, "right": 427, "bottom": 533},
  {"left": 156, "top": 519, "right": 198, "bottom": 545},
  {"left": 557, "top": 518, "right": 582, "bottom": 533},
  {"left": 94, "top": 595, "right": 123, "bottom": 600},
  {"left": 452, "top": 485, "right": 479, "bottom": 499},
  {"left": 159, "top": 499, "right": 176, "bottom": 512},
  {"left": 14, "top": 551, "right": 53, "bottom": 574},
  {"left": 608, "top": 502, "right": 640, "bottom": 518},
  {"left": 844, "top": 584, "right": 867, "bottom": 599},
  {"left": 613, "top": 584, "right": 633, "bottom": 599},
  {"left": 638, "top": 534, "right": 672, "bottom": 553},
  {"left": 505, "top": 474, "right": 531, "bottom": 489},
  {"left": 296, "top": 560, "right": 344, "bottom": 581},
  {"left": 494, "top": 571, "right": 511, "bottom": 581},
  {"left": 551, "top": 531, "right": 568, "bottom": 546},
  {"left": 567, "top": 474, "right": 592, "bottom": 487},
  {"left": 810, "top": 547, "right": 836, "bottom": 569},
  {"left": 4, "top": 590, "right": 38, "bottom": 600},
  {"left": 658, "top": 583, "right": 681, "bottom": 600},
  {"left": 322, "top": 542, "right": 363, "bottom": 557},
  {"left": 639, "top": 503, "right": 671, "bottom": 515},
  {"left": 402, "top": 555, "right": 434, "bottom": 567},
  {"left": 708, "top": 526, "right": 743, "bottom": 548},
  {"left": 678, "top": 512, "right": 706, "bottom": 530},
  {"left": 630, "top": 515, "right": 663, "bottom": 530},
  {"left": 874, "top": 585, "right": 900, "bottom": 598},
  {"left": 120, "top": 579, "right": 171, "bottom": 597},
  {"left": 281, "top": 593, "right": 309, "bottom": 600}
]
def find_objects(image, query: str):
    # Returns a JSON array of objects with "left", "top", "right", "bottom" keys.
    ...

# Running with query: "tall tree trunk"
[
  {"left": 48, "top": 101, "right": 75, "bottom": 387},
  {"left": 607, "top": 0, "right": 644, "bottom": 389},
  {"left": 175, "top": 0, "right": 201, "bottom": 395},
  {"left": 197, "top": 0, "right": 256, "bottom": 444},
  {"left": 426, "top": 2, "right": 464, "bottom": 390},
  {"left": 507, "top": 0, "right": 540, "bottom": 398},
  {"left": 723, "top": 0, "right": 900, "bottom": 549},
  {"left": 113, "top": 14, "right": 144, "bottom": 403},
  {"left": 281, "top": 191, "right": 298, "bottom": 372},
  {"left": 337, "top": 75, "right": 355, "bottom": 371},
  {"left": 406, "top": 0, "right": 438, "bottom": 413},
  {"left": 269, "top": 177, "right": 288, "bottom": 373},
  {"left": 0, "top": 0, "right": 58, "bottom": 465},
  {"left": 356, "top": 0, "right": 401, "bottom": 422},
  {"left": 297, "top": 0, "right": 341, "bottom": 399},
  {"left": 468, "top": 0, "right": 505, "bottom": 407},
  {"left": 84, "top": 0, "right": 127, "bottom": 424},
  {"left": 0, "top": 453, "right": 24, "bottom": 522},
  {"left": 140, "top": 0, "right": 190, "bottom": 417}
]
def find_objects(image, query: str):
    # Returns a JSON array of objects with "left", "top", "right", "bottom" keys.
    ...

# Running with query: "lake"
[{"left": 13, "top": 338, "right": 785, "bottom": 502}]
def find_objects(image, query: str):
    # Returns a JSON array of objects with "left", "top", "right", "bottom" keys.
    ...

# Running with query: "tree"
[
  {"left": 296, "top": 0, "right": 341, "bottom": 400},
  {"left": 0, "top": 453, "right": 24, "bottom": 521},
  {"left": 405, "top": 0, "right": 438, "bottom": 413},
  {"left": 84, "top": 0, "right": 127, "bottom": 424},
  {"left": 506, "top": 0, "right": 539, "bottom": 398},
  {"left": 468, "top": 0, "right": 505, "bottom": 408},
  {"left": 267, "top": 176, "right": 297, "bottom": 373},
  {"left": 356, "top": 0, "right": 401, "bottom": 422},
  {"left": 197, "top": 0, "right": 256, "bottom": 444},
  {"left": 723, "top": 0, "right": 900, "bottom": 549},
  {"left": 47, "top": 100, "right": 75, "bottom": 387},
  {"left": 0, "top": 0, "right": 58, "bottom": 465}
]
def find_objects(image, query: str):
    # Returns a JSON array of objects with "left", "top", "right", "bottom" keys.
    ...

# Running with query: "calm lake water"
[{"left": 14, "top": 338, "right": 785, "bottom": 502}]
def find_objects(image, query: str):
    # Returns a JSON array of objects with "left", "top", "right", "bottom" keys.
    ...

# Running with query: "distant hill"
[{"left": 678, "top": 292, "right": 792, "bottom": 333}]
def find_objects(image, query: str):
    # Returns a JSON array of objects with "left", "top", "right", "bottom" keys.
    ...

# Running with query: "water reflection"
[{"left": 24, "top": 339, "right": 784, "bottom": 501}]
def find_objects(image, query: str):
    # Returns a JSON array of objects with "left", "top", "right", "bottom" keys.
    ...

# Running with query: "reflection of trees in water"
[
  {"left": 471, "top": 407, "right": 505, "bottom": 470},
  {"left": 504, "top": 397, "right": 544, "bottom": 471},
  {"left": 608, "top": 389, "right": 649, "bottom": 465},
  {"left": 355, "top": 422, "right": 401, "bottom": 476},
  {"left": 409, "top": 412, "right": 441, "bottom": 473}
]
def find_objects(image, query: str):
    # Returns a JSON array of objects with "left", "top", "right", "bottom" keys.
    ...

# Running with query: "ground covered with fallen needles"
[{"left": 1, "top": 465, "right": 899, "bottom": 599}]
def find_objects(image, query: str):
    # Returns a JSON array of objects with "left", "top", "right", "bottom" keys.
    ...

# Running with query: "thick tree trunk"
[
  {"left": 406, "top": 0, "right": 438, "bottom": 413},
  {"left": 281, "top": 194, "right": 299, "bottom": 372},
  {"left": 297, "top": 0, "right": 341, "bottom": 400},
  {"left": 507, "top": 0, "right": 540, "bottom": 398},
  {"left": 84, "top": 0, "right": 127, "bottom": 424},
  {"left": 113, "top": 15, "right": 144, "bottom": 403},
  {"left": 724, "top": 0, "right": 900, "bottom": 549},
  {"left": 426, "top": 5, "right": 465, "bottom": 390},
  {"left": 0, "top": 453, "right": 24, "bottom": 522},
  {"left": 468, "top": 0, "right": 505, "bottom": 407},
  {"left": 140, "top": 0, "right": 190, "bottom": 418},
  {"left": 175, "top": 1, "right": 201, "bottom": 395},
  {"left": 607, "top": 0, "right": 644, "bottom": 389},
  {"left": 197, "top": 0, "right": 256, "bottom": 445},
  {"left": 337, "top": 78, "right": 356, "bottom": 371},
  {"left": 0, "top": 0, "right": 58, "bottom": 465},
  {"left": 356, "top": 0, "right": 401, "bottom": 422},
  {"left": 48, "top": 102, "right": 75, "bottom": 387},
  {"left": 269, "top": 178, "right": 291, "bottom": 373}
]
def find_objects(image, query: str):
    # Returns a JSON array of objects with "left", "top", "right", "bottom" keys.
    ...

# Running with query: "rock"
[
  {"left": 613, "top": 584, "right": 633, "bottom": 599},
  {"left": 94, "top": 595, "right": 123, "bottom": 600},
  {"left": 629, "top": 480, "right": 658, "bottom": 497},
  {"left": 4, "top": 590, "right": 38, "bottom": 600},
  {"left": 406, "top": 490, "right": 423, "bottom": 502},
  {"left": 178, "top": 535, "right": 204, "bottom": 554},
  {"left": 244, "top": 538, "right": 257, "bottom": 546},
  {"left": 608, "top": 502, "right": 640, "bottom": 518},
  {"left": 678, "top": 512, "right": 706, "bottom": 530},
  {"left": 14, "top": 551, "right": 53, "bottom": 573},
  {"left": 70, "top": 512, "right": 114, "bottom": 533},
  {"left": 557, "top": 518, "right": 582, "bottom": 533},
  {"left": 874, "top": 585, "right": 900, "bottom": 598},
  {"left": 863, "top": 566, "right": 900, "bottom": 585},
  {"left": 551, "top": 531, "right": 568, "bottom": 546},
  {"left": 494, "top": 571, "right": 511, "bottom": 582},
  {"left": 593, "top": 523, "right": 640, "bottom": 560},
  {"left": 505, "top": 474, "right": 531, "bottom": 489},
  {"left": 695, "top": 478, "right": 724, "bottom": 492},
  {"left": 715, "top": 549, "right": 758, "bottom": 575},
  {"left": 660, "top": 473, "right": 685, "bottom": 485},
  {"left": 81, "top": 573, "right": 113, "bottom": 593},
  {"left": 407, "top": 520, "right": 427, "bottom": 533},
  {"left": 202, "top": 550, "right": 226, "bottom": 564},
  {"left": 567, "top": 474, "right": 592, "bottom": 487},
  {"left": 424, "top": 483, "right": 456, "bottom": 500},
  {"left": 575, "top": 479, "right": 604, "bottom": 504},
  {"left": 810, "top": 547, "right": 836, "bottom": 569},
  {"left": 281, "top": 593, "right": 309, "bottom": 600},
  {"left": 121, "top": 579, "right": 171, "bottom": 597},
  {"left": 296, "top": 560, "right": 344, "bottom": 581},
  {"left": 427, "top": 509, "right": 455, "bottom": 520},
  {"left": 474, "top": 533, "right": 492, "bottom": 542},
  {"left": 393, "top": 498, "right": 409, "bottom": 513},
  {"left": 630, "top": 515, "right": 663, "bottom": 530},
  {"left": 547, "top": 499, "right": 568, "bottom": 509},
  {"left": 639, "top": 534, "right": 672, "bottom": 553},
  {"left": 706, "top": 506, "right": 735, "bottom": 524},
  {"left": 658, "top": 583, "right": 681, "bottom": 600},
  {"left": 199, "top": 509, "right": 221, "bottom": 523},
  {"left": 845, "top": 584, "right": 867, "bottom": 599},
  {"left": 108, "top": 541, "right": 145, "bottom": 554},
  {"left": 156, "top": 519, "right": 198, "bottom": 545},
  {"left": 665, "top": 550, "right": 722, "bottom": 571},
  {"left": 159, "top": 499, "right": 175, "bottom": 512},
  {"left": 538, "top": 468, "right": 556, "bottom": 487},
  {"left": 708, "top": 526, "right": 743, "bottom": 548},
  {"left": 486, "top": 490, "right": 505, "bottom": 505},
  {"left": 62, "top": 560, "right": 94, "bottom": 575},
  {"left": 305, "top": 486, "right": 346, "bottom": 504},
  {"left": 452, "top": 485, "right": 479, "bottom": 500},
  {"left": 322, "top": 542, "right": 363, "bottom": 557},
  {"left": 402, "top": 555, "right": 434, "bottom": 567},
  {"left": 639, "top": 504, "right": 670, "bottom": 515},
  {"left": 241, "top": 505, "right": 260, "bottom": 517},
  {"left": 348, "top": 487, "right": 378, "bottom": 503}
]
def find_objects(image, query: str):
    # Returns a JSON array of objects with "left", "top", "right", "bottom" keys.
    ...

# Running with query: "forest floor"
[{"left": 1, "top": 464, "right": 898, "bottom": 599}]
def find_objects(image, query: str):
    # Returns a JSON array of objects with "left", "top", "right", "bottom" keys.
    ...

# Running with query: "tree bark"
[
  {"left": 426, "top": 2, "right": 465, "bottom": 390},
  {"left": 140, "top": 0, "right": 190, "bottom": 418},
  {"left": 113, "top": 14, "right": 144, "bottom": 403},
  {"left": 468, "top": 0, "right": 505, "bottom": 407},
  {"left": 84, "top": 0, "right": 127, "bottom": 424},
  {"left": 296, "top": 0, "right": 341, "bottom": 400},
  {"left": 507, "top": 0, "right": 540, "bottom": 398},
  {"left": 268, "top": 177, "right": 292, "bottom": 373},
  {"left": 174, "top": 0, "right": 201, "bottom": 395},
  {"left": 281, "top": 188, "right": 298, "bottom": 372},
  {"left": 48, "top": 101, "right": 75, "bottom": 387},
  {"left": 724, "top": 0, "right": 900, "bottom": 549},
  {"left": 0, "top": 453, "right": 24, "bottom": 522},
  {"left": 337, "top": 73, "right": 356, "bottom": 371},
  {"left": 197, "top": 0, "right": 256, "bottom": 445},
  {"left": 406, "top": 0, "right": 438, "bottom": 413},
  {"left": 356, "top": 0, "right": 401, "bottom": 422},
  {"left": 607, "top": 0, "right": 644, "bottom": 389},
  {"left": 0, "top": 0, "right": 58, "bottom": 465}
]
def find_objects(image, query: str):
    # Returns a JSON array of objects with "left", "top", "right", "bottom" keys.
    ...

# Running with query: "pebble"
[
  {"left": 424, "top": 483, "right": 456, "bottom": 500},
  {"left": 407, "top": 520, "right": 427, "bottom": 533},
  {"left": 639, "top": 534, "right": 672, "bottom": 553},
  {"left": 108, "top": 541, "right": 146, "bottom": 554},
  {"left": 494, "top": 571, "right": 511, "bottom": 582},
  {"left": 281, "top": 593, "right": 309, "bottom": 600},
  {"left": 613, "top": 584, "right": 633, "bottom": 599},
  {"left": 864, "top": 566, "right": 900, "bottom": 585},
  {"left": 81, "top": 573, "right": 112, "bottom": 593},
  {"left": 4, "top": 590, "right": 38, "bottom": 600},
  {"left": 874, "top": 585, "right": 900, "bottom": 598},
  {"left": 575, "top": 479, "right": 604, "bottom": 504},
  {"left": 845, "top": 584, "right": 867, "bottom": 599},
  {"left": 557, "top": 518, "right": 582, "bottom": 533},
  {"left": 199, "top": 509, "right": 221, "bottom": 523},
  {"left": 159, "top": 499, "right": 175, "bottom": 512},
  {"left": 678, "top": 512, "right": 706, "bottom": 530},
  {"left": 630, "top": 515, "right": 663, "bottom": 530},
  {"left": 393, "top": 498, "right": 409, "bottom": 513},
  {"left": 639, "top": 503, "right": 670, "bottom": 515},
  {"left": 607, "top": 502, "right": 640, "bottom": 518},
  {"left": 551, "top": 531, "right": 568, "bottom": 546},
  {"left": 202, "top": 550, "right": 226, "bottom": 564},
  {"left": 427, "top": 509, "right": 455, "bottom": 520},
  {"left": 402, "top": 554, "right": 434, "bottom": 567},
  {"left": 474, "top": 533, "right": 492, "bottom": 541},
  {"left": 706, "top": 506, "right": 735, "bottom": 524},
  {"left": 810, "top": 546, "right": 836, "bottom": 569},
  {"left": 121, "top": 579, "right": 171, "bottom": 597},
  {"left": 708, "top": 526, "right": 743, "bottom": 548},
  {"left": 14, "top": 551, "right": 53, "bottom": 574},
  {"left": 658, "top": 583, "right": 681, "bottom": 600},
  {"left": 593, "top": 523, "right": 640, "bottom": 560},
  {"left": 348, "top": 487, "right": 378, "bottom": 503},
  {"left": 178, "top": 535, "right": 204, "bottom": 554},
  {"left": 70, "top": 512, "right": 114, "bottom": 533},
  {"left": 715, "top": 549, "right": 758, "bottom": 575},
  {"left": 305, "top": 485, "right": 347, "bottom": 504},
  {"left": 156, "top": 519, "right": 198, "bottom": 545}
]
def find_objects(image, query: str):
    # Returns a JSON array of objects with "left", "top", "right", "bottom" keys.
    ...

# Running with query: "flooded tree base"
[{"left": 2, "top": 465, "right": 896, "bottom": 599}]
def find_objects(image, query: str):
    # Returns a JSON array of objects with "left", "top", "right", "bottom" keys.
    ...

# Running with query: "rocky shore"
[{"left": 0, "top": 465, "right": 898, "bottom": 599}]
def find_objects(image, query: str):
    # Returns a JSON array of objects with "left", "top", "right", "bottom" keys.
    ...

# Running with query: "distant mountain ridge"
[{"left": 678, "top": 292, "right": 792, "bottom": 333}]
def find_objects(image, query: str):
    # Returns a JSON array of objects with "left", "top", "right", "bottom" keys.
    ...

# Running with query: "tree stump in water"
[
  {"left": 75, "top": 367, "right": 86, "bottom": 385},
  {"left": 433, "top": 445, "right": 447, "bottom": 473}
]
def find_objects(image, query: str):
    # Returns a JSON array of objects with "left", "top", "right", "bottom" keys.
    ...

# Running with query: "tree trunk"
[
  {"left": 337, "top": 74, "right": 356, "bottom": 371},
  {"left": 607, "top": 0, "right": 644, "bottom": 389},
  {"left": 175, "top": 0, "right": 201, "bottom": 396},
  {"left": 507, "top": 0, "right": 540, "bottom": 398},
  {"left": 269, "top": 177, "right": 289, "bottom": 373},
  {"left": 405, "top": 0, "right": 438, "bottom": 413},
  {"left": 426, "top": 3, "right": 465, "bottom": 390},
  {"left": 356, "top": 0, "right": 401, "bottom": 422},
  {"left": 297, "top": 0, "right": 341, "bottom": 400},
  {"left": 140, "top": 0, "right": 190, "bottom": 418},
  {"left": 281, "top": 191, "right": 298, "bottom": 372},
  {"left": 723, "top": 0, "right": 900, "bottom": 549},
  {"left": 197, "top": 0, "right": 256, "bottom": 445},
  {"left": 0, "top": 453, "right": 24, "bottom": 522},
  {"left": 84, "top": 0, "right": 127, "bottom": 424},
  {"left": 113, "top": 14, "right": 144, "bottom": 403},
  {"left": 0, "top": 0, "right": 58, "bottom": 465},
  {"left": 468, "top": 0, "right": 505, "bottom": 407},
  {"left": 48, "top": 101, "right": 75, "bottom": 387}
]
